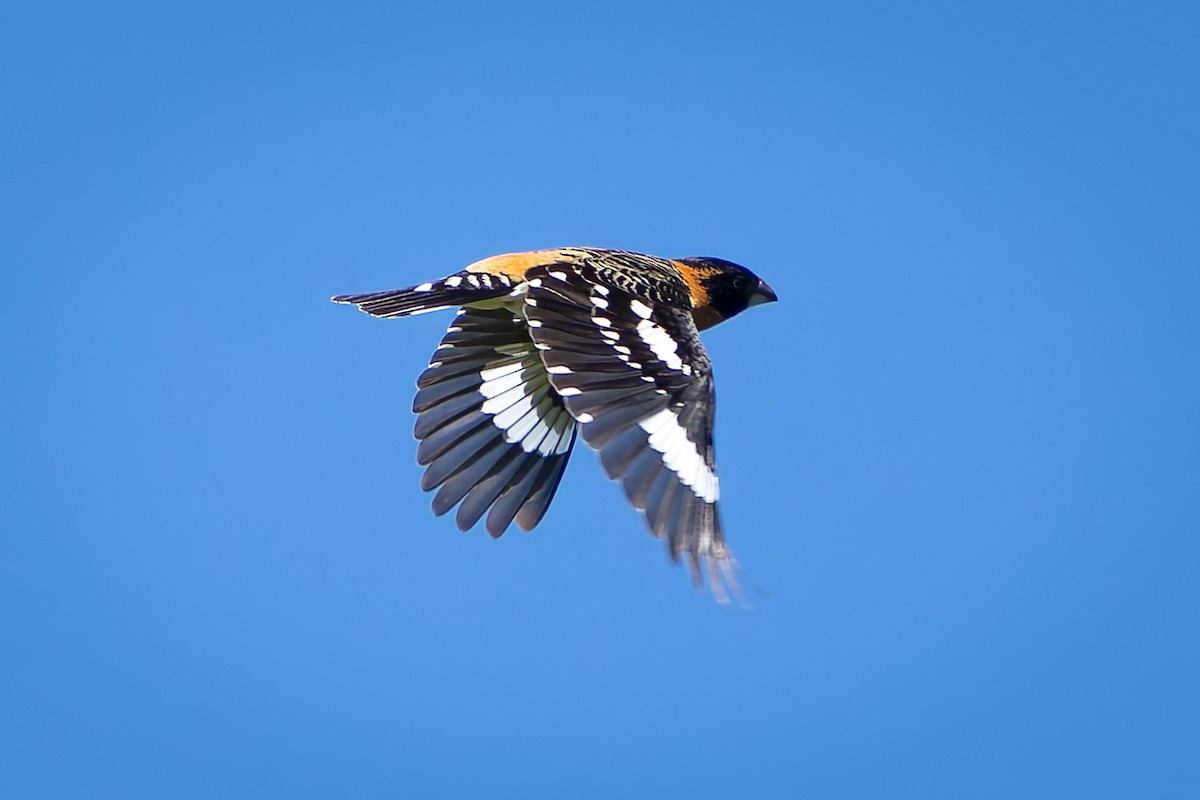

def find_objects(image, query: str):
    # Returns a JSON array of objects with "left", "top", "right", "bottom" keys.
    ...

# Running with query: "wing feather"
[
  {"left": 520, "top": 261, "right": 733, "bottom": 596},
  {"left": 412, "top": 306, "right": 577, "bottom": 537}
]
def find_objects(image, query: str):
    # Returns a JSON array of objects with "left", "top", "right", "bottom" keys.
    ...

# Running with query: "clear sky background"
[{"left": 3, "top": 2, "right": 1198, "bottom": 798}]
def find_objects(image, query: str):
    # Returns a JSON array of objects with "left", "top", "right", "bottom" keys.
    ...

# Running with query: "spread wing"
[
  {"left": 412, "top": 305, "right": 577, "bottom": 536},
  {"left": 520, "top": 262, "right": 734, "bottom": 596}
]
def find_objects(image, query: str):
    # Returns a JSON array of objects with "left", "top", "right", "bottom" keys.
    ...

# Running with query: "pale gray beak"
[{"left": 748, "top": 280, "right": 778, "bottom": 307}]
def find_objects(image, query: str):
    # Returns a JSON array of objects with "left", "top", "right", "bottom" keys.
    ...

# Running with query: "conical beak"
[{"left": 748, "top": 279, "right": 778, "bottom": 307}]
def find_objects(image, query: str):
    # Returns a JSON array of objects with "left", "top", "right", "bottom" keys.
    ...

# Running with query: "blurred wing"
[
  {"left": 521, "top": 265, "right": 733, "bottom": 593},
  {"left": 413, "top": 305, "right": 577, "bottom": 536}
]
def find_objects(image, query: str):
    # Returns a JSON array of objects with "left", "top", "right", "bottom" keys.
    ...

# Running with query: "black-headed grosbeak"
[{"left": 333, "top": 248, "right": 777, "bottom": 601}]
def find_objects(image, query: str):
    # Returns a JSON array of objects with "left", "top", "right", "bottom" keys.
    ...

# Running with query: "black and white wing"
[
  {"left": 413, "top": 305, "right": 578, "bottom": 536},
  {"left": 520, "top": 264, "right": 734, "bottom": 593}
]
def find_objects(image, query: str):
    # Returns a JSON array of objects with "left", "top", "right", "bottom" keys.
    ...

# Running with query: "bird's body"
[{"left": 333, "top": 247, "right": 776, "bottom": 600}]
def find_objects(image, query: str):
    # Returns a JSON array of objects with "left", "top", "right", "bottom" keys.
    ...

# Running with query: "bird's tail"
[{"left": 331, "top": 271, "right": 515, "bottom": 318}]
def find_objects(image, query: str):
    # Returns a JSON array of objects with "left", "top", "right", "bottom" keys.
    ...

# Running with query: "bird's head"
[{"left": 674, "top": 256, "right": 778, "bottom": 330}]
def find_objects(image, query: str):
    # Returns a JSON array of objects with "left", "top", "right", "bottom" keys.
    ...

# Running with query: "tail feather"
[{"left": 331, "top": 271, "right": 515, "bottom": 318}]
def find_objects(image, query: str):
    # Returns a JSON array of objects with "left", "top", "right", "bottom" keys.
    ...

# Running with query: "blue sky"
[{"left": 3, "top": 1, "right": 1197, "bottom": 797}]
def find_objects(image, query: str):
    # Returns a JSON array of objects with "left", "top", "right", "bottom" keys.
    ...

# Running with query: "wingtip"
[{"left": 682, "top": 549, "right": 742, "bottom": 606}]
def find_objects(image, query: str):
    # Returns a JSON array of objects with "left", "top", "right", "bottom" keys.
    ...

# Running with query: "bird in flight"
[{"left": 333, "top": 247, "right": 777, "bottom": 601}]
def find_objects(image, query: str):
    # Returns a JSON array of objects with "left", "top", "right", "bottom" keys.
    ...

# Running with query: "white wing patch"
[
  {"left": 639, "top": 408, "right": 719, "bottom": 503},
  {"left": 476, "top": 356, "right": 573, "bottom": 456}
]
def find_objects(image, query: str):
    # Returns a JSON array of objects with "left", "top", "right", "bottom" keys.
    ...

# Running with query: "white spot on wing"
[
  {"left": 445, "top": 276, "right": 463, "bottom": 287},
  {"left": 629, "top": 299, "right": 653, "bottom": 319},
  {"left": 636, "top": 319, "right": 685, "bottom": 372},
  {"left": 479, "top": 361, "right": 524, "bottom": 382},
  {"left": 639, "top": 408, "right": 673, "bottom": 436},
  {"left": 492, "top": 393, "right": 536, "bottom": 430},
  {"left": 415, "top": 282, "right": 434, "bottom": 292},
  {"left": 478, "top": 368, "right": 526, "bottom": 399},
  {"left": 480, "top": 381, "right": 529, "bottom": 414}
]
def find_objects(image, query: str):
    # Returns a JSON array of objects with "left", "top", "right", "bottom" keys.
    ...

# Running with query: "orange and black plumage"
[{"left": 333, "top": 247, "right": 777, "bottom": 600}]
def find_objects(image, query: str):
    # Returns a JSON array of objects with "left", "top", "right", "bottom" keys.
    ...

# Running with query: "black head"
[{"left": 675, "top": 256, "right": 778, "bottom": 329}]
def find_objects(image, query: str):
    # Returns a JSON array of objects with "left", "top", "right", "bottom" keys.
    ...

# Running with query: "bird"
[{"left": 332, "top": 247, "right": 777, "bottom": 601}]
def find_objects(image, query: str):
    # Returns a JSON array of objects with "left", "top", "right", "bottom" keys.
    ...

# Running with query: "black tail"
[{"left": 331, "top": 271, "right": 516, "bottom": 318}]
